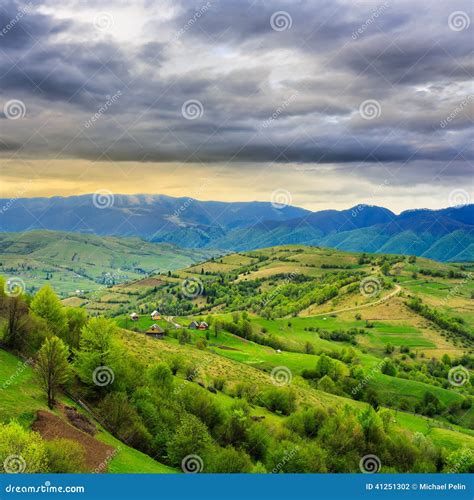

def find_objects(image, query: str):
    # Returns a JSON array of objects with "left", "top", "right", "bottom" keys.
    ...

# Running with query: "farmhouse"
[
  {"left": 130, "top": 312, "right": 139, "bottom": 321},
  {"left": 151, "top": 310, "right": 161, "bottom": 320},
  {"left": 146, "top": 324, "right": 165, "bottom": 338},
  {"left": 188, "top": 320, "right": 209, "bottom": 330}
]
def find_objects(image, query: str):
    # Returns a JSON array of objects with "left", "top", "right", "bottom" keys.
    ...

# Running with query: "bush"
[
  {"left": 0, "top": 421, "right": 48, "bottom": 473},
  {"left": 45, "top": 438, "right": 87, "bottom": 473},
  {"left": 148, "top": 363, "right": 173, "bottom": 391},
  {"left": 205, "top": 445, "right": 253, "bottom": 472},
  {"left": 213, "top": 377, "right": 226, "bottom": 392},
  {"left": 260, "top": 388, "right": 296, "bottom": 415}
]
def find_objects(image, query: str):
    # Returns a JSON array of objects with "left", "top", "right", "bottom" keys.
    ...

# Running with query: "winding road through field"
[{"left": 310, "top": 284, "right": 402, "bottom": 318}]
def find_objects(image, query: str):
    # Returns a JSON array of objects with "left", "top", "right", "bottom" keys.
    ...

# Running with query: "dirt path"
[
  {"left": 310, "top": 284, "right": 402, "bottom": 318},
  {"left": 32, "top": 410, "right": 116, "bottom": 472}
]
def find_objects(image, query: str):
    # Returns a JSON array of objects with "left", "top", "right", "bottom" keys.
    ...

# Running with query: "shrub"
[
  {"left": 148, "top": 363, "right": 173, "bottom": 391},
  {"left": 45, "top": 438, "right": 87, "bottom": 473},
  {"left": 213, "top": 377, "right": 226, "bottom": 392},
  {"left": 205, "top": 445, "right": 253, "bottom": 472},
  {"left": 260, "top": 388, "right": 296, "bottom": 415},
  {"left": 0, "top": 421, "right": 48, "bottom": 473}
]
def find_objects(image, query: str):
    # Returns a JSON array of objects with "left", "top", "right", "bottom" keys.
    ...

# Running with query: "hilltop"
[{"left": 0, "top": 230, "right": 214, "bottom": 296}]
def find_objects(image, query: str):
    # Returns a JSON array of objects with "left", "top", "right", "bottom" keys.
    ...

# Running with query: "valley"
[{"left": 1, "top": 239, "right": 472, "bottom": 473}]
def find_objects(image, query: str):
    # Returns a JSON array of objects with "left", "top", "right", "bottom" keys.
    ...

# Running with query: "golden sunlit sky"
[{"left": 1, "top": 0, "right": 472, "bottom": 212}]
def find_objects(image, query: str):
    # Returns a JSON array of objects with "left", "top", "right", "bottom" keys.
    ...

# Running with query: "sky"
[{"left": 0, "top": 0, "right": 473, "bottom": 212}]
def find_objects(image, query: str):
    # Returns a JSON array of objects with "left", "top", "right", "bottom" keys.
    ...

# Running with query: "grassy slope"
[
  {"left": 0, "top": 230, "right": 213, "bottom": 297},
  {"left": 0, "top": 348, "right": 175, "bottom": 473},
  {"left": 118, "top": 328, "right": 474, "bottom": 452}
]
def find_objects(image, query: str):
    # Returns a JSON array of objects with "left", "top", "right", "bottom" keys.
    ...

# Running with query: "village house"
[
  {"left": 151, "top": 310, "right": 161, "bottom": 320},
  {"left": 146, "top": 324, "right": 165, "bottom": 338},
  {"left": 130, "top": 312, "right": 139, "bottom": 321},
  {"left": 188, "top": 320, "right": 209, "bottom": 330}
]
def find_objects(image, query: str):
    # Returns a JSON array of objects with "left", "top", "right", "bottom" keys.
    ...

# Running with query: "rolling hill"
[
  {"left": 1, "top": 195, "right": 472, "bottom": 261},
  {"left": 0, "top": 230, "right": 214, "bottom": 296}
]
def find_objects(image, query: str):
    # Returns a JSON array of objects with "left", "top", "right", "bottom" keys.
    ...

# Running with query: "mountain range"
[{"left": 0, "top": 194, "right": 472, "bottom": 261}]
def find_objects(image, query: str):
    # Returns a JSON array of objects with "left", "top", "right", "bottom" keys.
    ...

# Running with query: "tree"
[
  {"left": 3, "top": 295, "right": 28, "bottom": 351},
  {"left": 36, "top": 336, "right": 70, "bottom": 409},
  {"left": 31, "top": 286, "right": 67, "bottom": 338},
  {"left": 64, "top": 307, "right": 87, "bottom": 349},
  {"left": 74, "top": 318, "right": 116, "bottom": 386},
  {"left": 167, "top": 414, "right": 213, "bottom": 466}
]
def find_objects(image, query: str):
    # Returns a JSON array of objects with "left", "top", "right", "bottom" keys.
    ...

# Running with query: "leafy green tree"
[
  {"left": 64, "top": 307, "right": 87, "bottom": 349},
  {"left": 74, "top": 318, "right": 116, "bottom": 386},
  {"left": 167, "top": 414, "right": 213, "bottom": 466},
  {"left": 3, "top": 295, "right": 29, "bottom": 351},
  {"left": 36, "top": 336, "right": 70, "bottom": 408},
  {"left": 30, "top": 286, "right": 67, "bottom": 338}
]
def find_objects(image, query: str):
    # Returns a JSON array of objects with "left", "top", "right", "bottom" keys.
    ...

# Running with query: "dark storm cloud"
[{"left": 0, "top": 0, "right": 472, "bottom": 187}]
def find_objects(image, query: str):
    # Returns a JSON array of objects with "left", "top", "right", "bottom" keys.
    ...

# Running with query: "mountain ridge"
[{"left": 0, "top": 195, "right": 472, "bottom": 261}]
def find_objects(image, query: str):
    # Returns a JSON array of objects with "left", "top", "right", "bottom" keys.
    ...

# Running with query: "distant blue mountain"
[{"left": 0, "top": 195, "right": 472, "bottom": 261}]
